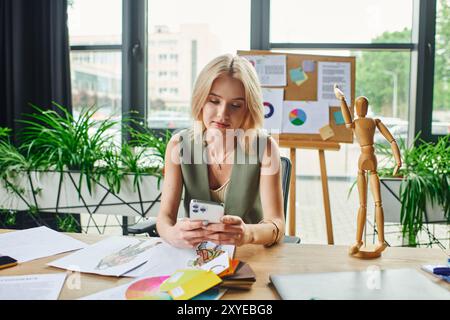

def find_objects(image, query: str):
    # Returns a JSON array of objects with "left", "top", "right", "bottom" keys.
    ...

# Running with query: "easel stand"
[{"left": 278, "top": 138, "right": 340, "bottom": 245}]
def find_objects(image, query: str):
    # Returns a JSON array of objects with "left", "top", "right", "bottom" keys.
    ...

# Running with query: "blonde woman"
[{"left": 156, "top": 54, "right": 285, "bottom": 248}]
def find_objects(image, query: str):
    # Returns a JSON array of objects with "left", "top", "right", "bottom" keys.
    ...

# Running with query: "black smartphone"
[{"left": 0, "top": 255, "right": 18, "bottom": 270}]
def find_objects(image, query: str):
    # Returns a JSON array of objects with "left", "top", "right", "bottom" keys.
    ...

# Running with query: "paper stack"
[{"left": 219, "top": 260, "right": 256, "bottom": 290}]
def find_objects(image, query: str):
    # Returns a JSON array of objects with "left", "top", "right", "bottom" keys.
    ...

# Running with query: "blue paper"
[
  {"left": 289, "top": 67, "right": 306, "bottom": 83},
  {"left": 333, "top": 111, "right": 345, "bottom": 125}
]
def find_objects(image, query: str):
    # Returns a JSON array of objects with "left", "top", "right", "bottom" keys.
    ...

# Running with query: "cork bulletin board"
[{"left": 237, "top": 50, "right": 356, "bottom": 144}]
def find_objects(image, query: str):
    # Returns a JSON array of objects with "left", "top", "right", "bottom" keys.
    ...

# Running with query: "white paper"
[
  {"left": 0, "top": 226, "right": 87, "bottom": 263},
  {"left": 122, "top": 241, "right": 197, "bottom": 278},
  {"left": 0, "top": 273, "right": 67, "bottom": 300},
  {"left": 79, "top": 281, "right": 132, "bottom": 300},
  {"left": 262, "top": 88, "right": 284, "bottom": 133},
  {"left": 282, "top": 101, "right": 329, "bottom": 134},
  {"left": 124, "top": 241, "right": 235, "bottom": 278},
  {"left": 48, "top": 236, "right": 164, "bottom": 277},
  {"left": 318, "top": 61, "right": 351, "bottom": 106},
  {"left": 241, "top": 55, "right": 286, "bottom": 86}
]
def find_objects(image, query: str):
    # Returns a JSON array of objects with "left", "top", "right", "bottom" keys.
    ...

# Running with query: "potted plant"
[
  {"left": 375, "top": 134, "right": 449, "bottom": 246},
  {"left": 0, "top": 125, "right": 80, "bottom": 231},
  {"left": 0, "top": 103, "right": 171, "bottom": 233}
]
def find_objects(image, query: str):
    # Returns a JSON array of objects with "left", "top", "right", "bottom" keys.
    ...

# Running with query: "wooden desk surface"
[{"left": 1, "top": 230, "right": 449, "bottom": 300}]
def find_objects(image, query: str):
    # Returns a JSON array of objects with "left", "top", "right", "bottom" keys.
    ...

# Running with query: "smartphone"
[
  {"left": 0, "top": 255, "right": 18, "bottom": 270},
  {"left": 189, "top": 199, "right": 224, "bottom": 224}
]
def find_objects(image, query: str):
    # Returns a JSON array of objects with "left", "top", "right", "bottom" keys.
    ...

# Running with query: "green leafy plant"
[
  {"left": 0, "top": 127, "right": 12, "bottom": 138},
  {"left": 56, "top": 213, "right": 80, "bottom": 233},
  {"left": 0, "top": 135, "right": 30, "bottom": 178},
  {"left": 0, "top": 105, "right": 171, "bottom": 233},
  {"left": 18, "top": 102, "right": 119, "bottom": 194},
  {"left": 0, "top": 208, "right": 17, "bottom": 226},
  {"left": 126, "top": 120, "right": 171, "bottom": 189},
  {"left": 375, "top": 134, "right": 450, "bottom": 246}
]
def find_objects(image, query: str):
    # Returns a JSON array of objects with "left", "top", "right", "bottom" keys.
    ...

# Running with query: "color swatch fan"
[{"left": 125, "top": 276, "right": 172, "bottom": 300}]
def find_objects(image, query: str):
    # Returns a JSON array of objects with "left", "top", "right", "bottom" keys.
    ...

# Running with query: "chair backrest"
[{"left": 280, "top": 156, "right": 291, "bottom": 220}]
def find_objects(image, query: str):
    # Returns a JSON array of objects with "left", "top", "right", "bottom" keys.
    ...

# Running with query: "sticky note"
[
  {"left": 333, "top": 111, "right": 345, "bottom": 125},
  {"left": 161, "top": 269, "right": 222, "bottom": 300},
  {"left": 289, "top": 67, "right": 308, "bottom": 86},
  {"left": 319, "top": 125, "right": 335, "bottom": 140},
  {"left": 302, "top": 60, "right": 315, "bottom": 73}
]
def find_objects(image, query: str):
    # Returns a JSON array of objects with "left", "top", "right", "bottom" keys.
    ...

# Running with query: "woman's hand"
[
  {"left": 202, "top": 215, "right": 251, "bottom": 246},
  {"left": 168, "top": 218, "right": 212, "bottom": 248}
]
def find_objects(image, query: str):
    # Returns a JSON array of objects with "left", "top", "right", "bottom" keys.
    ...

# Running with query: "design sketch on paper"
[
  {"left": 189, "top": 242, "right": 226, "bottom": 267},
  {"left": 95, "top": 240, "right": 162, "bottom": 270}
]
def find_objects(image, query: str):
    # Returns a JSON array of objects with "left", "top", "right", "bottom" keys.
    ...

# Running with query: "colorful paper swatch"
[
  {"left": 218, "top": 259, "right": 240, "bottom": 278},
  {"left": 161, "top": 269, "right": 222, "bottom": 300},
  {"left": 125, "top": 276, "right": 171, "bottom": 300},
  {"left": 192, "top": 287, "right": 227, "bottom": 300},
  {"left": 333, "top": 111, "right": 345, "bottom": 125}
]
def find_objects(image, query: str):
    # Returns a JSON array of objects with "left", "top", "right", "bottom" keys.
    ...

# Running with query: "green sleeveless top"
[{"left": 178, "top": 129, "right": 268, "bottom": 224}]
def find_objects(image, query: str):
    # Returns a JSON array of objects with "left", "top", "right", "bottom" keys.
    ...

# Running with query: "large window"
[
  {"left": 271, "top": 0, "right": 413, "bottom": 44},
  {"left": 66, "top": 0, "right": 444, "bottom": 242},
  {"left": 273, "top": 49, "right": 411, "bottom": 178},
  {"left": 268, "top": 1, "right": 418, "bottom": 245},
  {"left": 146, "top": 0, "right": 251, "bottom": 129},
  {"left": 270, "top": 0, "right": 414, "bottom": 177},
  {"left": 68, "top": 0, "right": 122, "bottom": 122},
  {"left": 432, "top": 0, "right": 450, "bottom": 135}
]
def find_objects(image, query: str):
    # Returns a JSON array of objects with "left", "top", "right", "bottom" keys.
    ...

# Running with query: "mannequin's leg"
[
  {"left": 369, "top": 171, "right": 387, "bottom": 253},
  {"left": 350, "top": 170, "right": 367, "bottom": 254}
]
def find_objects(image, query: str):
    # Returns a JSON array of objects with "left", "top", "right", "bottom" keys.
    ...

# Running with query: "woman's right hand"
[{"left": 167, "top": 218, "right": 211, "bottom": 248}]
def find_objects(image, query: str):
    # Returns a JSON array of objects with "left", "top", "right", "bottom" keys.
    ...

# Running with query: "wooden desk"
[{"left": 1, "top": 230, "right": 449, "bottom": 300}]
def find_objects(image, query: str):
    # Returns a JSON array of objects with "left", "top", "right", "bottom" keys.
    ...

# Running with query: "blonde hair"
[{"left": 191, "top": 54, "right": 264, "bottom": 131}]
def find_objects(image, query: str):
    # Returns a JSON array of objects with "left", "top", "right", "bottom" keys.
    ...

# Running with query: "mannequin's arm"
[
  {"left": 334, "top": 84, "right": 353, "bottom": 129},
  {"left": 375, "top": 119, "right": 402, "bottom": 175}
]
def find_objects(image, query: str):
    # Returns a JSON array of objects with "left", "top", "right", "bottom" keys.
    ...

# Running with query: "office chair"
[
  {"left": 280, "top": 156, "right": 301, "bottom": 244},
  {"left": 128, "top": 156, "right": 301, "bottom": 244}
]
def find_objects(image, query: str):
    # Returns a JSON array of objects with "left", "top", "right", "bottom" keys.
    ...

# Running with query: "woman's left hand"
[{"left": 202, "top": 215, "right": 250, "bottom": 246}]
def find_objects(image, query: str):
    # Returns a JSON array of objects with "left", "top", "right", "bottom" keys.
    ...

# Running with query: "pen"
[
  {"left": 0, "top": 255, "right": 18, "bottom": 270},
  {"left": 433, "top": 267, "right": 450, "bottom": 277}
]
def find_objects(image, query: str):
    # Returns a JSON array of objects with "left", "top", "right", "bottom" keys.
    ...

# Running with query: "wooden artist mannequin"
[{"left": 334, "top": 84, "right": 402, "bottom": 259}]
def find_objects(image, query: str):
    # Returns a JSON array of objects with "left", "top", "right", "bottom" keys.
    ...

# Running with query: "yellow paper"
[
  {"left": 159, "top": 269, "right": 205, "bottom": 292},
  {"left": 319, "top": 125, "right": 335, "bottom": 140}
]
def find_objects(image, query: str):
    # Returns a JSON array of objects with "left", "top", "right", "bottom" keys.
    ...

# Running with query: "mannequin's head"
[{"left": 355, "top": 96, "right": 369, "bottom": 118}]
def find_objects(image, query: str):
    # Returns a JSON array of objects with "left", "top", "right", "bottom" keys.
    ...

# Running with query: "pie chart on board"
[
  {"left": 264, "top": 102, "right": 274, "bottom": 118},
  {"left": 125, "top": 275, "right": 172, "bottom": 300},
  {"left": 289, "top": 108, "right": 307, "bottom": 126}
]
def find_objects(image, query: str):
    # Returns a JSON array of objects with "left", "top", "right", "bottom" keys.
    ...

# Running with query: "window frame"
[
  {"left": 69, "top": 0, "right": 442, "bottom": 143},
  {"left": 250, "top": 0, "right": 442, "bottom": 144}
]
